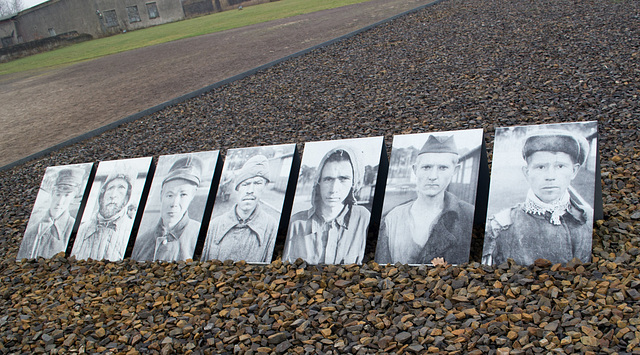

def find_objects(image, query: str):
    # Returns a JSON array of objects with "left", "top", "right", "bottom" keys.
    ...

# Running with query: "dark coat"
[{"left": 376, "top": 191, "right": 475, "bottom": 265}]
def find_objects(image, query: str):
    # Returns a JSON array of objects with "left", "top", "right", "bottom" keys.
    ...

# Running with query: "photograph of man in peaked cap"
[
  {"left": 202, "top": 148, "right": 290, "bottom": 263},
  {"left": 17, "top": 164, "right": 91, "bottom": 260},
  {"left": 283, "top": 137, "right": 383, "bottom": 265},
  {"left": 72, "top": 157, "right": 151, "bottom": 261},
  {"left": 132, "top": 154, "right": 205, "bottom": 262},
  {"left": 375, "top": 130, "right": 482, "bottom": 265},
  {"left": 482, "top": 122, "right": 597, "bottom": 266}
]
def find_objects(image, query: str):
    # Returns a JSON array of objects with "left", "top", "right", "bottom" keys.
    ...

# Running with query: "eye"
[{"left": 438, "top": 166, "right": 449, "bottom": 171}]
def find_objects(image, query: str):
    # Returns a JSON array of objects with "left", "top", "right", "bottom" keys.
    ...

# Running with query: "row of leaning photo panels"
[{"left": 17, "top": 121, "right": 599, "bottom": 267}]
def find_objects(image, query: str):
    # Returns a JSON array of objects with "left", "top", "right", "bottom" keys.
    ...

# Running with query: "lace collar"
[{"left": 524, "top": 190, "right": 570, "bottom": 225}]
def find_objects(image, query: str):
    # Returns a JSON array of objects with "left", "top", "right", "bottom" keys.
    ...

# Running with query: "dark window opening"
[
  {"left": 1, "top": 36, "right": 13, "bottom": 48},
  {"left": 104, "top": 10, "right": 118, "bottom": 27},
  {"left": 146, "top": 2, "right": 159, "bottom": 19},
  {"left": 127, "top": 6, "right": 141, "bottom": 23}
]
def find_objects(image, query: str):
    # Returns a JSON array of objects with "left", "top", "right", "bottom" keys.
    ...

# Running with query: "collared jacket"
[
  {"left": 202, "top": 203, "right": 278, "bottom": 263},
  {"left": 131, "top": 212, "right": 201, "bottom": 262},
  {"left": 283, "top": 204, "right": 370, "bottom": 265},
  {"left": 71, "top": 210, "right": 133, "bottom": 261},
  {"left": 17, "top": 210, "right": 75, "bottom": 259},
  {"left": 482, "top": 193, "right": 592, "bottom": 266},
  {"left": 375, "top": 191, "right": 474, "bottom": 265}
]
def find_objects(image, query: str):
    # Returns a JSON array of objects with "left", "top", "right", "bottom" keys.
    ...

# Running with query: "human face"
[
  {"left": 49, "top": 188, "right": 74, "bottom": 219},
  {"left": 236, "top": 176, "right": 267, "bottom": 214},
  {"left": 161, "top": 179, "right": 197, "bottom": 229},
  {"left": 100, "top": 178, "right": 129, "bottom": 218},
  {"left": 413, "top": 153, "right": 459, "bottom": 198},
  {"left": 523, "top": 151, "right": 579, "bottom": 204},
  {"left": 319, "top": 160, "right": 353, "bottom": 208}
]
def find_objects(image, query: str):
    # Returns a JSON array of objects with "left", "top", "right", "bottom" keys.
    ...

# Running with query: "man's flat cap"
[
  {"left": 522, "top": 129, "right": 589, "bottom": 165},
  {"left": 419, "top": 135, "right": 458, "bottom": 155},
  {"left": 54, "top": 168, "right": 84, "bottom": 193},
  {"left": 235, "top": 155, "right": 270, "bottom": 190},
  {"left": 163, "top": 155, "right": 202, "bottom": 187}
]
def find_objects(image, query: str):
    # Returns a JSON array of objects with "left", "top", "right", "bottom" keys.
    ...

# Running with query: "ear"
[
  {"left": 522, "top": 165, "right": 529, "bottom": 179},
  {"left": 453, "top": 164, "right": 461, "bottom": 176}
]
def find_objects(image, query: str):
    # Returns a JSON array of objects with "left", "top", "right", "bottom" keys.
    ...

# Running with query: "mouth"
[{"left": 242, "top": 196, "right": 256, "bottom": 201}]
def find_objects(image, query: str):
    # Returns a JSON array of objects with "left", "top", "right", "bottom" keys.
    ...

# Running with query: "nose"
[
  {"left": 168, "top": 194, "right": 179, "bottom": 206},
  {"left": 327, "top": 180, "right": 339, "bottom": 193},
  {"left": 545, "top": 167, "right": 558, "bottom": 180},
  {"left": 428, "top": 169, "right": 438, "bottom": 180}
]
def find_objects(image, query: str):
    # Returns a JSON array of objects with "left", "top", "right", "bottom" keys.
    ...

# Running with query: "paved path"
[{"left": 0, "top": 0, "right": 435, "bottom": 167}]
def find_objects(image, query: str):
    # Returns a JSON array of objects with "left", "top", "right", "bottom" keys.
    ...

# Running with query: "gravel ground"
[{"left": 1, "top": 0, "right": 640, "bottom": 353}]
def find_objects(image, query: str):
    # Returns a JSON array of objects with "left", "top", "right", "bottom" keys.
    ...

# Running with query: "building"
[
  {"left": 2, "top": 0, "right": 273, "bottom": 48},
  {"left": 14, "top": 0, "right": 185, "bottom": 43}
]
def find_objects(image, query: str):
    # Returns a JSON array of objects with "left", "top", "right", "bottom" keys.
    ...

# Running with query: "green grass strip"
[{"left": 0, "top": 0, "right": 370, "bottom": 76}]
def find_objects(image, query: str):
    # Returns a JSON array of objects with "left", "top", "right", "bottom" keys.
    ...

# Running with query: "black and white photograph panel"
[
  {"left": 201, "top": 143, "right": 296, "bottom": 264},
  {"left": 282, "top": 136, "right": 384, "bottom": 265},
  {"left": 375, "top": 129, "right": 483, "bottom": 266},
  {"left": 17, "top": 163, "right": 93, "bottom": 260},
  {"left": 71, "top": 157, "right": 152, "bottom": 262},
  {"left": 132, "top": 151, "right": 220, "bottom": 262},
  {"left": 482, "top": 121, "right": 598, "bottom": 266}
]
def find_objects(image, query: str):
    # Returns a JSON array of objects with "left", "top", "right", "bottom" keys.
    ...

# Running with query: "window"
[
  {"left": 104, "top": 10, "right": 118, "bottom": 27},
  {"left": 146, "top": 2, "right": 159, "bottom": 19},
  {"left": 48, "top": 28, "right": 56, "bottom": 36},
  {"left": 1, "top": 36, "right": 13, "bottom": 48},
  {"left": 127, "top": 6, "right": 141, "bottom": 23}
]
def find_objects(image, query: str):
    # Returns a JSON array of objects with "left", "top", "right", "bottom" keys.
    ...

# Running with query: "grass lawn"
[{"left": 0, "top": 0, "right": 371, "bottom": 76}]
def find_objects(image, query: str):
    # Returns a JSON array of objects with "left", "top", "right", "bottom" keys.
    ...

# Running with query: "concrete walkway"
[{"left": 0, "top": 0, "right": 436, "bottom": 168}]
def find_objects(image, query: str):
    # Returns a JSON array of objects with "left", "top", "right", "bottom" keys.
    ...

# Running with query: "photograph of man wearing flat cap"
[
  {"left": 283, "top": 137, "right": 384, "bottom": 265},
  {"left": 375, "top": 130, "right": 483, "bottom": 265},
  {"left": 17, "top": 163, "right": 92, "bottom": 260},
  {"left": 71, "top": 157, "right": 152, "bottom": 261},
  {"left": 132, "top": 152, "right": 219, "bottom": 262},
  {"left": 482, "top": 122, "right": 598, "bottom": 266},
  {"left": 202, "top": 144, "right": 295, "bottom": 263}
]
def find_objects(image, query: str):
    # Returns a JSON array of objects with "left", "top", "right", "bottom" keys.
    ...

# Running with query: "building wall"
[
  {"left": 15, "top": 0, "right": 99, "bottom": 42},
  {"left": 14, "top": 0, "right": 185, "bottom": 42},
  {"left": 95, "top": 0, "right": 185, "bottom": 33}
]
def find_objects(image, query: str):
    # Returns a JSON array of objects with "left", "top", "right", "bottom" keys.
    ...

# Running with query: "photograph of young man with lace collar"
[{"left": 482, "top": 122, "right": 597, "bottom": 266}]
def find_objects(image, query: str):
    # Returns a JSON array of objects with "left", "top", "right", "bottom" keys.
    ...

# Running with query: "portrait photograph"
[
  {"left": 282, "top": 136, "right": 385, "bottom": 265},
  {"left": 132, "top": 151, "right": 220, "bottom": 262},
  {"left": 374, "top": 129, "right": 484, "bottom": 266},
  {"left": 201, "top": 143, "right": 296, "bottom": 264},
  {"left": 71, "top": 157, "right": 152, "bottom": 261},
  {"left": 17, "top": 163, "right": 93, "bottom": 260},
  {"left": 481, "top": 121, "right": 598, "bottom": 266}
]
